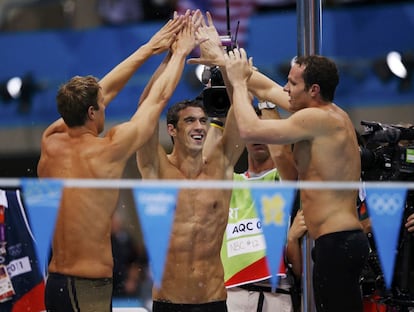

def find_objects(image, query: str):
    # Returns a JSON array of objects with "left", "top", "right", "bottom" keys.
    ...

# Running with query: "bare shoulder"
[
  {"left": 290, "top": 106, "right": 326, "bottom": 122},
  {"left": 289, "top": 107, "right": 331, "bottom": 131},
  {"left": 43, "top": 118, "right": 68, "bottom": 139},
  {"left": 101, "top": 121, "right": 144, "bottom": 160},
  {"left": 300, "top": 105, "right": 349, "bottom": 126}
]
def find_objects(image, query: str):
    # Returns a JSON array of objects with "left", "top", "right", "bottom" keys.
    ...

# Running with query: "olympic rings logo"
[{"left": 367, "top": 193, "right": 405, "bottom": 216}]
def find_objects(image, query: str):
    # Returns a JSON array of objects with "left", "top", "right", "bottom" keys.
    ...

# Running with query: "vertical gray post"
[
  {"left": 297, "top": 0, "right": 322, "bottom": 57},
  {"left": 301, "top": 236, "right": 316, "bottom": 312},
  {"left": 296, "top": 1, "right": 322, "bottom": 312}
]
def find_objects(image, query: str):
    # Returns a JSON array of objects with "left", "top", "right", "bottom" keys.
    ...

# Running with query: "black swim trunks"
[
  {"left": 153, "top": 300, "right": 228, "bottom": 312},
  {"left": 45, "top": 272, "right": 113, "bottom": 312},
  {"left": 311, "top": 229, "right": 369, "bottom": 312}
]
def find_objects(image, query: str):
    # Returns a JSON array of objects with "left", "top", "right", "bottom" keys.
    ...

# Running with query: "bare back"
[
  {"left": 38, "top": 127, "right": 130, "bottom": 278},
  {"left": 293, "top": 105, "right": 362, "bottom": 239}
]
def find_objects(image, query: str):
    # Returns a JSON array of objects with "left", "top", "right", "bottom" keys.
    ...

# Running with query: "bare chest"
[{"left": 175, "top": 189, "right": 230, "bottom": 220}]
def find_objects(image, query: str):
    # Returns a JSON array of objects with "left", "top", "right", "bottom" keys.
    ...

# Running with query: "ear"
[
  {"left": 309, "top": 84, "right": 320, "bottom": 97},
  {"left": 167, "top": 123, "right": 177, "bottom": 138},
  {"left": 87, "top": 106, "right": 95, "bottom": 121}
]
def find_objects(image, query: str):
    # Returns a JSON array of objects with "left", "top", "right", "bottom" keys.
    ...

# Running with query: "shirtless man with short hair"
[
  {"left": 135, "top": 16, "right": 244, "bottom": 312},
  {"left": 136, "top": 99, "right": 244, "bottom": 312},
  {"left": 36, "top": 15, "right": 195, "bottom": 311},
  {"left": 221, "top": 49, "right": 370, "bottom": 312}
]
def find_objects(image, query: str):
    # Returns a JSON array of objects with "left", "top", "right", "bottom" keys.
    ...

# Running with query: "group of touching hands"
[{"left": 152, "top": 9, "right": 256, "bottom": 88}]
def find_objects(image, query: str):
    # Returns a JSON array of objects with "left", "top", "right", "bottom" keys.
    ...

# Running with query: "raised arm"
[
  {"left": 195, "top": 12, "right": 244, "bottom": 167},
  {"left": 133, "top": 51, "right": 174, "bottom": 179},
  {"left": 187, "top": 12, "right": 290, "bottom": 113},
  {"left": 221, "top": 105, "right": 245, "bottom": 170},
  {"left": 259, "top": 105, "right": 297, "bottom": 181},
  {"left": 204, "top": 116, "right": 226, "bottom": 159},
  {"left": 139, "top": 51, "right": 172, "bottom": 105},
  {"left": 248, "top": 71, "right": 291, "bottom": 112},
  {"left": 136, "top": 11, "right": 196, "bottom": 106},
  {"left": 41, "top": 17, "right": 184, "bottom": 141},
  {"left": 99, "top": 16, "right": 184, "bottom": 107},
  {"left": 219, "top": 63, "right": 248, "bottom": 168},
  {"left": 172, "top": 11, "right": 241, "bottom": 168},
  {"left": 225, "top": 48, "right": 321, "bottom": 146},
  {"left": 136, "top": 15, "right": 197, "bottom": 178}
]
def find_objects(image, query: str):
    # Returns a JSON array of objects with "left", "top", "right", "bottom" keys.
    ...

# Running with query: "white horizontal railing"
[{"left": 1, "top": 178, "right": 414, "bottom": 190}]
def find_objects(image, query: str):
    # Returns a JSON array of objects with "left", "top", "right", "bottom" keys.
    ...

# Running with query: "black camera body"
[
  {"left": 202, "top": 66, "right": 230, "bottom": 117},
  {"left": 360, "top": 120, "right": 414, "bottom": 181},
  {"left": 200, "top": 18, "right": 239, "bottom": 118},
  {"left": 359, "top": 120, "right": 414, "bottom": 308}
]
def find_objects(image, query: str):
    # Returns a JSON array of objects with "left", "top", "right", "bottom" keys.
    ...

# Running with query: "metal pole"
[
  {"left": 296, "top": 1, "right": 322, "bottom": 312},
  {"left": 301, "top": 235, "right": 316, "bottom": 312},
  {"left": 297, "top": 0, "right": 322, "bottom": 57}
]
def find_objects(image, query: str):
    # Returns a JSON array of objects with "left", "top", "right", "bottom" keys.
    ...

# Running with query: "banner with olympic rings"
[
  {"left": 250, "top": 185, "right": 296, "bottom": 289},
  {"left": 132, "top": 186, "right": 178, "bottom": 289},
  {"left": 21, "top": 178, "right": 63, "bottom": 276},
  {"left": 365, "top": 186, "right": 407, "bottom": 289}
]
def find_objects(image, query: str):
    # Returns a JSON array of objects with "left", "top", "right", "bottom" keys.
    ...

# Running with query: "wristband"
[
  {"left": 258, "top": 101, "right": 277, "bottom": 110},
  {"left": 210, "top": 119, "right": 224, "bottom": 130}
]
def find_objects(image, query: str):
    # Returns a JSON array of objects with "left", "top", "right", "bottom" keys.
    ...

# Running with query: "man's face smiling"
[{"left": 175, "top": 107, "right": 208, "bottom": 152}]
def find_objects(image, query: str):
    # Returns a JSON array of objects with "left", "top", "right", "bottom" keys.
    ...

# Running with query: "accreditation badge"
[{"left": 0, "top": 264, "right": 15, "bottom": 302}]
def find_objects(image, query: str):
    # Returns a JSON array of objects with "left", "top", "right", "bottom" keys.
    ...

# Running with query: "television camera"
[
  {"left": 202, "top": 66, "right": 231, "bottom": 117},
  {"left": 200, "top": 0, "right": 239, "bottom": 117},
  {"left": 359, "top": 120, "right": 414, "bottom": 310},
  {"left": 359, "top": 120, "right": 414, "bottom": 181}
]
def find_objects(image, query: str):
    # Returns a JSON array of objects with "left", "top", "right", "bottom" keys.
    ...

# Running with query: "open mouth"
[{"left": 191, "top": 134, "right": 204, "bottom": 142}]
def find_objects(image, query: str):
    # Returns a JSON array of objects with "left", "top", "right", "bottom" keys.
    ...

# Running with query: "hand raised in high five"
[
  {"left": 147, "top": 14, "right": 185, "bottom": 54},
  {"left": 187, "top": 11, "right": 226, "bottom": 67},
  {"left": 171, "top": 10, "right": 208, "bottom": 55},
  {"left": 224, "top": 48, "right": 254, "bottom": 86},
  {"left": 172, "top": 13, "right": 198, "bottom": 56}
]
